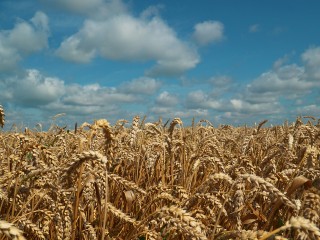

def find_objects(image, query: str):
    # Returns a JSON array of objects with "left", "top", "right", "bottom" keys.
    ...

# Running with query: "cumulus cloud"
[
  {"left": 0, "top": 11, "right": 50, "bottom": 71},
  {"left": 248, "top": 64, "right": 312, "bottom": 95},
  {"left": 1, "top": 69, "right": 64, "bottom": 107},
  {"left": 0, "top": 68, "right": 163, "bottom": 125},
  {"left": 118, "top": 77, "right": 161, "bottom": 95},
  {"left": 0, "top": 42, "right": 20, "bottom": 71},
  {"left": 39, "top": 82, "right": 139, "bottom": 120},
  {"left": 247, "top": 47, "right": 320, "bottom": 103},
  {"left": 230, "top": 99, "right": 281, "bottom": 115},
  {"left": 7, "top": 22, "right": 45, "bottom": 54},
  {"left": 185, "top": 90, "right": 222, "bottom": 110},
  {"left": 31, "top": 11, "right": 50, "bottom": 31},
  {"left": 148, "top": 91, "right": 179, "bottom": 118},
  {"left": 227, "top": 46, "right": 320, "bottom": 117},
  {"left": 56, "top": 14, "right": 199, "bottom": 76},
  {"left": 62, "top": 83, "right": 139, "bottom": 108},
  {"left": 150, "top": 92, "right": 209, "bottom": 119},
  {"left": 302, "top": 46, "right": 320, "bottom": 80},
  {"left": 273, "top": 54, "right": 290, "bottom": 69},
  {"left": 155, "top": 91, "right": 179, "bottom": 106},
  {"left": 183, "top": 88, "right": 277, "bottom": 117},
  {"left": 55, "top": 36, "right": 96, "bottom": 63},
  {"left": 181, "top": 50, "right": 320, "bottom": 118},
  {"left": 192, "top": 21, "right": 224, "bottom": 46}
]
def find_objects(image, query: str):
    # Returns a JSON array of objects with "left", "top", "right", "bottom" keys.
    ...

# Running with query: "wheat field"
[{"left": 0, "top": 105, "right": 320, "bottom": 239}]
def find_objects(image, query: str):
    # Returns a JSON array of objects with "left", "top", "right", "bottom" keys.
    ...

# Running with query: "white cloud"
[
  {"left": 245, "top": 47, "right": 320, "bottom": 104},
  {"left": 2, "top": 69, "right": 64, "bottom": 107},
  {"left": 7, "top": 22, "right": 48, "bottom": 54},
  {"left": 0, "top": 41, "right": 21, "bottom": 71},
  {"left": 302, "top": 46, "right": 320, "bottom": 80},
  {"left": 118, "top": 77, "right": 161, "bottom": 95},
  {"left": 273, "top": 54, "right": 290, "bottom": 69},
  {"left": 230, "top": 99, "right": 242, "bottom": 111},
  {"left": 185, "top": 90, "right": 222, "bottom": 110},
  {"left": 227, "top": 46, "right": 320, "bottom": 117},
  {"left": 148, "top": 91, "right": 179, "bottom": 117},
  {"left": 56, "top": 35, "right": 96, "bottom": 63},
  {"left": 193, "top": 21, "right": 224, "bottom": 46},
  {"left": 51, "top": 0, "right": 204, "bottom": 76},
  {"left": 248, "top": 64, "right": 311, "bottom": 95},
  {"left": 230, "top": 99, "right": 280, "bottom": 114},
  {"left": 0, "top": 68, "right": 155, "bottom": 122},
  {"left": 31, "top": 11, "right": 49, "bottom": 31},
  {"left": 62, "top": 83, "right": 139, "bottom": 106},
  {"left": 0, "top": 11, "right": 49, "bottom": 71},
  {"left": 56, "top": 15, "right": 199, "bottom": 76},
  {"left": 243, "top": 92, "right": 278, "bottom": 104},
  {"left": 155, "top": 91, "right": 179, "bottom": 106},
  {"left": 245, "top": 47, "right": 320, "bottom": 105},
  {"left": 56, "top": 14, "right": 199, "bottom": 76},
  {"left": 182, "top": 88, "right": 280, "bottom": 116}
]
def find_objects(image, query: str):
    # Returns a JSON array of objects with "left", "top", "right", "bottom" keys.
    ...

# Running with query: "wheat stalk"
[{"left": 0, "top": 105, "right": 5, "bottom": 128}]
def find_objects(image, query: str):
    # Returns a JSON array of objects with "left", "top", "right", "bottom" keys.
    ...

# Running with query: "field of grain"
[{"left": 0, "top": 105, "right": 320, "bottom": 240}]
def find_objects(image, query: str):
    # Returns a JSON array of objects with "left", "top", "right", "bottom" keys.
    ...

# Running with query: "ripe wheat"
[{"left": 0, "top": 116, "right": 320, "bottom": 239}]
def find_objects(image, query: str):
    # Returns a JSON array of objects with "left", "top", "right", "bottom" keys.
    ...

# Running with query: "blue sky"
[{"left": 1, "top": 0, "right": 320, "bottom": 128}]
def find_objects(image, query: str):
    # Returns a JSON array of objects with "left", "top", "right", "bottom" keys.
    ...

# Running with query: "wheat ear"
[
  {"left": 0, "top": 219, "right": 26, "bottom": 240},
  {"left": 240, "top": 174, "right": 296, "bottom": 209},
  {"left": 259, "top": 216, "right": 320, "bottom": 240}
]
